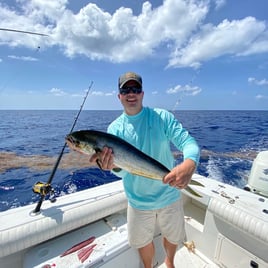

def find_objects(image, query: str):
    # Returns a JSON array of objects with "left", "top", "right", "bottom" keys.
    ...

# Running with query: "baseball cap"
[{"left": 118, "top": 72, "right": 142, "bottom": 89}]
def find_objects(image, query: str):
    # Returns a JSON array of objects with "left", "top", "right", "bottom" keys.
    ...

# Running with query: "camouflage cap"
[{"left": 118, "top": 72, "right": 142, "bottom": 89}]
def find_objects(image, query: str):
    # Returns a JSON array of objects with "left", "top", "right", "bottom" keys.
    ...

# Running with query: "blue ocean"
[{"left": 1, "top": 110, "right": 268, "bottom": 212}]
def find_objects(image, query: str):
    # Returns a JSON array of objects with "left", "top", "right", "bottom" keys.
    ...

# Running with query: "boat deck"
[
  {"left": 158, "top": 246, "right": 219, "bottom": 268},
  {"left": 2, "top": 177, "right": 267, "bottom": 268},
  {"left": 22, "top": 209, "right": 220, "bottom": 268}
]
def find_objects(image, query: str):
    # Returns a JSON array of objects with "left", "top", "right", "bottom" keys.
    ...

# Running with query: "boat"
[{"left": 0, "top": 151, "right": 268, "bottom": 268}]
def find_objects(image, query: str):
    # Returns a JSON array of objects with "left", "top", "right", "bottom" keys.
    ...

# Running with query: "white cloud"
[
  {"left": 91, "top": 91, "right": 105, "bottom": 96},
  {"left": 105, "top": 91, "right": 116, "bottom": 96},
  {"left": 0, "top": 0, "right": 268, "bottom": 68},
  {"left": 49, "top": 88, "right": 114, "bottom": 98},
  {"left": 168, "top": 17, "right": 268, "bottom": 68},
  {"left": 248, "top": 77, "right": 255, "bottom": 83},
  {"left": 214, "top": 0, "right": 226, "bottom": 10},
  {"left": 0, "top": 0, "right": 207, "bottom": 62},
  {"left": 8, "top": 55, "right": 38, "bottom": 61},
  {"left": 256, "top": 94, "right": 268, "bottom": 99},
  {"left": 70, "top": 93, "right": 84, "bottom": 98},
  {"left": 166, "top": 84, "right": 202, "bottom": 96},
  {"left": 50, "top": 87, "right": 66, "bottom": 96},
  {"left": 91, "top": 90, "right": 115, "bottom": 96},
  {"left": 248, "top": 77, "right": 268, "bottom": 86}
]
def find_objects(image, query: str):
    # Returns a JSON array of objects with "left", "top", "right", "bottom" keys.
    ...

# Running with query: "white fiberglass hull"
[{"left": 0, "top": 174, "right": 267, "bottom": 268}]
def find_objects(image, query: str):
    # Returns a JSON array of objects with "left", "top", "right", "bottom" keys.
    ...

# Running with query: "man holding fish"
[{"left": 89, "top": 72, "right": 200, "bottom": 268}]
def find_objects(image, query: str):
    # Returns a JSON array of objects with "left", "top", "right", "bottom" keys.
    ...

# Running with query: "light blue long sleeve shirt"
[{"left": 107, "top": 107, "right": 200, "bottom": 210}]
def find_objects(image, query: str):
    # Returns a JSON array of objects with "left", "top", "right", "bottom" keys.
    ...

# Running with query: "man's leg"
[
  {"left": 127, "top": 205, "right": 156, "bottom": 268},
  {"left": 157, "top": 199, "right": 186, "bottom": 268},
  {"left": 163, "top": 237, "right": 177, "bottom": 268},
  {"left": 138, "top": 242, "right": 155, "bottom": 268}
]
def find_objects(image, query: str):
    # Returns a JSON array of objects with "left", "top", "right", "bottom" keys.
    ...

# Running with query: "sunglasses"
[{"left": 119, "top": 87, "right": 142, "bottom": 95}]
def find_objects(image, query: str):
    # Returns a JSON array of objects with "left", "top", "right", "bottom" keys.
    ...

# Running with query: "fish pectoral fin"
[
  {"left": 184, "top": 186, "right": 202, "bottom": 198},
  {"left": 189, "top": 179, "right": 204, "bottom": 187}
]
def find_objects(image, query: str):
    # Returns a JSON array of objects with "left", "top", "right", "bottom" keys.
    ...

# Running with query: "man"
[{"left": 90, "top": 72, "right": 200, "bottom": 268}]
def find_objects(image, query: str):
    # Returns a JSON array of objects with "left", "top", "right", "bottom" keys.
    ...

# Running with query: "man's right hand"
[{"left": 89, "top": 147, "right": 115, "bottom": 171}]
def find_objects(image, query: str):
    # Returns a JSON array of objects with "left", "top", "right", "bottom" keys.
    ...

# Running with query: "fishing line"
[
  {"left": 32, "top": 82, "right": 93, "bottom": 214},
  {"left": 0, "top": 28, "right": 47, "bottom": 93},
  {"left": 0, "top": 45, "right": 42, "bottom": 94},
  {"left": 171, "top": 67, "right": 201, "bottom": 112}
]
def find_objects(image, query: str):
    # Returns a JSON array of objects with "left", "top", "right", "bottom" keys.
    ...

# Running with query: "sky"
[{"left": 0, "top": 0, "right": 268, "bottom": 110}]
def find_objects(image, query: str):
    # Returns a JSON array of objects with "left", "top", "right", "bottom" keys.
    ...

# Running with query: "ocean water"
[{"left": 0, "top": 110, "right": 268, "bottom": 212}]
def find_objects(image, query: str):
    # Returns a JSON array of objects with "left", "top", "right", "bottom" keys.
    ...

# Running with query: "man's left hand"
[{"left": 163, "top": 159, "right": 196, "bottom": 189}]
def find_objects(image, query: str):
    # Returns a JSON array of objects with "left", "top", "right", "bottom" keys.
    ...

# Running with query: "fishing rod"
[
  {"left": 32, "top": 82, "right": 93, "bottom": 214},
  {"left": 0, "top": 28, "right": 49, "bottom": 36}
]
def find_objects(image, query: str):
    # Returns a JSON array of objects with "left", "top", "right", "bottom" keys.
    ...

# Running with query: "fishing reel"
[{"left": 32, "top": 181, "right": 56, "bottom": 203}]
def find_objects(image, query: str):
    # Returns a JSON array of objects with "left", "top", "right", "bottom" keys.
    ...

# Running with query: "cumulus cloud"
[
  {"left": 213, "top": 0, "right": 226, "bottom": 10},
  {"left": 256, "top": 94, "right": 268, "bottom": 99},
  {"left": 248, "top": 77, "right": 268, "bottom": 86},
  {"left": 0, "top": 0, "right": 268, "bottom": 68},
  {"left": 91, "top": 90, "right": 115, "bottom": 96},
  {"left": 166, "top": 84, "right": 202, "bottom": 96},
  {"left": 8, "top": 55, "right": 38, "bottom": 61},
  {"left": 50, "top": 87, "right": 66, "bottom": 96},
  {"left": 167, "top": 17, "right": 268, "bottom": 68}
]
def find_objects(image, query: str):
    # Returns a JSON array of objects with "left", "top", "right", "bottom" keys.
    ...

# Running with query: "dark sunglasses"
[{"left": 119, "top": 87, "right": 142, "bottom": 95}]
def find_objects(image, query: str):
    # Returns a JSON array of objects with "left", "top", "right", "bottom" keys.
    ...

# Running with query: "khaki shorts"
[{"left": 127, "top": 199, "right": 186, "bottom": 248}]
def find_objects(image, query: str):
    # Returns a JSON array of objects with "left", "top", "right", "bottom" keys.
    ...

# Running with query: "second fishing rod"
[{"left": 32, "top": 82, "right": 93, "bottom": 214}]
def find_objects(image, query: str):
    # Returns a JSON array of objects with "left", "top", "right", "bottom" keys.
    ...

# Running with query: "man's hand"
[
  {"left": 89, "top": 147, "right": 115, "bottom": 171},
  {"left": 162, "top": 159, "right": 196, "bottom": 189}
]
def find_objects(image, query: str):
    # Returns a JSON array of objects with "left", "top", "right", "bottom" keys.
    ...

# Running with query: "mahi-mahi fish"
[{"left": 65, "top": 130, "right": 204, "bottom": 197}]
